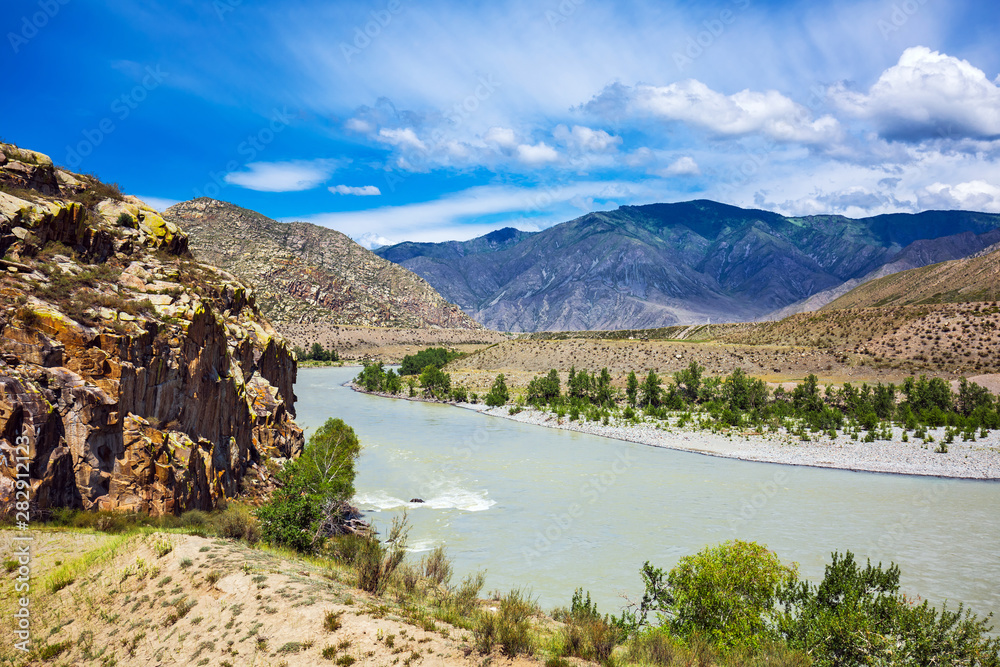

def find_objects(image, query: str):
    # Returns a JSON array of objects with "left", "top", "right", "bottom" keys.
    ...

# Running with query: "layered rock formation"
[
  {"left": 0, "top": 143, "right": 302, "bottom": 516},
  {"left": 165, "top": 198, "right": 483, "bottom": 330}
]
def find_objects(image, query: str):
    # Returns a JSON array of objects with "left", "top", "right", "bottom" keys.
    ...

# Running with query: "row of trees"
[
  {"left": 292, "top": 342, "right": 340, "bottom": 362},
  {"left": 518, "top": 361, "right": 1000, "bottom": 433},
  {"left": 356, "top": 347, "right": 1000, "bottom": 434}
]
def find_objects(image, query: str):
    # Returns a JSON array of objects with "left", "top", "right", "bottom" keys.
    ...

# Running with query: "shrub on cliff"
[{"left": 256, "top": 418, "right": 361, "bottom": 553}]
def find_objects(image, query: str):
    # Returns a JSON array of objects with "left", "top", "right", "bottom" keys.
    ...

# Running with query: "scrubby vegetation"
[
  {"left": 467, "top": 361, "right": 1000, "bottom": 444},
  {"left": 399, "top": 346, "right": 464, "bottom": 376},
  {"left": 595, "top": 540, "right": 1000, "bottom": 667}
]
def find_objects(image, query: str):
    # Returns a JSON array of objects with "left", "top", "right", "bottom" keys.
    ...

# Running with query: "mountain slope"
[
  {"left": 823, "top": 243, "right": 1000, "bottom": 309},
  {"left": 0, "top": 143, "right": 301, "bottom": 515},
  {"left": 376, "top": 200, "right": 1000, "bottom": 331},
  {"left": 165, "top": 199, "right": 481, "bottom": 330}
]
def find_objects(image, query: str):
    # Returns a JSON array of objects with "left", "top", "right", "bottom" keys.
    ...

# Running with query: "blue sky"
[{"left": 4, "top": 0, "right": 1000, "bottom": 246}]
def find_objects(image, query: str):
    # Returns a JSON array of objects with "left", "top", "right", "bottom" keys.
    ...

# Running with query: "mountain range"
[
  {"left": 164, "top": 199, "right": 481, "bottom": 331},
  {"left": 375, "top": 200, "right": 1000, "bottom": 331}
]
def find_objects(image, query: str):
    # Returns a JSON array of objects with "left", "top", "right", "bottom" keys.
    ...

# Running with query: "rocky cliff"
[
  {"left": 165, "top": 198, "right": 483, "bottom": 330},
  {"left": 0, "top": 143, "right": 302, "bottom": 516}
]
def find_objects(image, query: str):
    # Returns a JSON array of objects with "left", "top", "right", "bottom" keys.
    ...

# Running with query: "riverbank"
[
  {"left": 346, "top": 383, "right": 999, "bottom": 479},
  {"left": 464, "top": 403, "right": 1000, "bottom": 480}
]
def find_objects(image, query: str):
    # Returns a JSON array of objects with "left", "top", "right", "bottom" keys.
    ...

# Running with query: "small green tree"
[
  {"left": 674, "top": 361, "right": 704, "bottom": 404},
  {"left": 626, "top": 371, "right": 639, "bottom": 407},
  {"left": 419, "top": 364, "right": 451, "bottom": 398},
  {"left": 485, "top": 373, "right": 510, "bottom": 407},
  {"left": 640, "top": 370, "right": 662, "bottom": 408},
  {"left": 777, "top": 551, "right": 1000, "bottom": 667},
  {"left": 256, "top": 418, "right": 361, "bottom": 553}
]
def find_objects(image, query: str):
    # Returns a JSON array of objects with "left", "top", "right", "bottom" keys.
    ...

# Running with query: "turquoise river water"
[{"left": 295, "top": 367, "right": 999, "bottom": 618}]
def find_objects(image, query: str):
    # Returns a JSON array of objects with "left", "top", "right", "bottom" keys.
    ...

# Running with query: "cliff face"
[
  {"left": 0, "top": 143, "right": 303, "bottom": 516},
  {"left": 165, "top": 198, "right": 483, "bottom": 330}
]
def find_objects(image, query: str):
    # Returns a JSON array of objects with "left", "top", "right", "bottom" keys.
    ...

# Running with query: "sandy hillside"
[
  {"left": 0, "top": 531, "right": 546, "bottom": 667},
  {"left": 280, "top": 325, "right": 509, "bottom": 362}
]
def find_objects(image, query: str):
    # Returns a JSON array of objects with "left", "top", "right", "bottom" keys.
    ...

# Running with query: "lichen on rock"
[{"left": 0, "top": 143, "right": 302, "bottom": 516}]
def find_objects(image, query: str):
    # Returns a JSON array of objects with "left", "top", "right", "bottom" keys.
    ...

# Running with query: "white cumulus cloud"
[
  {"left": 656, "top": 156, "right": 701, "bottom": 177},
  {"left": 223, "top": 159, "right": 342, "bottom": 192},
  {"left": 553, "top": 124, "right": 622, "bottom": 153},
  {"left": 587, "top": 80, "right": 841, "bottom": 145},
  {"left": 484, "top": 126, "right": 518, "bottom": 149},
  {"left": 917, "top": 180, "right": 1000, "bottom": 212},
  {"left": 516, "top": 142, "right": 560, "bottom": 165},
  {"left": 831, "top": 46, "right": 1000, "bottom": 142},
  {"left": 329, "top": 184, "right": 382, "bottom": 196},
  {"left": 378, "top": 127, "right": 427, "bottom": 151}
]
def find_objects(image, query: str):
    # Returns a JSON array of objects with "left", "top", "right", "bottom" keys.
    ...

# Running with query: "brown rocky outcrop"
[
  {"left": 0, "top": 143, "right": 302, "bottom": 516},
  {"left": 165, "top": 198, "right": 483, "bottom": 330}
]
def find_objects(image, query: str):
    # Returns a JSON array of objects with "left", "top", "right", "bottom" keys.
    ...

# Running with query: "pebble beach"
[{"left": 465, "top": 404, "right": 1000, "bottom": 480}]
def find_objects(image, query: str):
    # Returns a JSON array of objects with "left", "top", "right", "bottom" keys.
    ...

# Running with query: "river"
[{"left": 295, "top": 367, "right": 1000, "bottom": 618}]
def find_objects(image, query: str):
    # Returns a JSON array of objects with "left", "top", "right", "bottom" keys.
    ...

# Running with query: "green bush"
[
  {"left": 473, "top": 588, "right": 536, "bottom": 657},
  {"left": 213, "top": 503, "right": 260, "bottom": 544},
  {"left": 641, "top": 540, "right": 798, "bottom": 653},
  {"left": 422, "top": 545, "right": 452, "bottom": 587},
  {"left": 400, "top": 347, "right": 461, "bottom": 376},
  {"left": 557, "top": 589, "right": 623, "bottom": 663},
  {"left": 257, "top": 418, "right": 361, "bottom": 553},
  {"left": 777, "top": 551, "right": 1000, "bottom": 667},
  {"left": 356, "top": 514, "right": 409, "bottom": 595}
]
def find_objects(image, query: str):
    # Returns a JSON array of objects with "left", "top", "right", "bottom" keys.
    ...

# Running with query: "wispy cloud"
[
  {"left": 292, "top": 181, "right": 660, "bottom": 244},
  {"left": 224, "top": 159, "right": 345, "bottom": 192},
  {"left": 329, "top": 184, "right": 381, "bottom": 196}
]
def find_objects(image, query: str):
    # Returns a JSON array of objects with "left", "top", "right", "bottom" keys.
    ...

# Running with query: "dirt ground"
[{"left": 279, "top": 324, "right": 509, "bottom": 362}]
